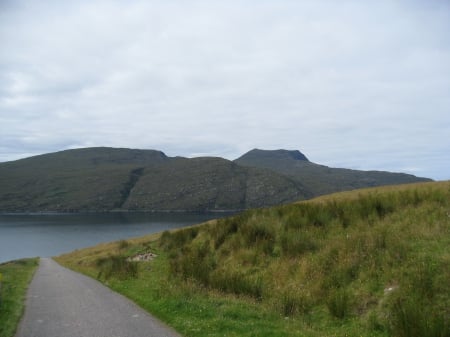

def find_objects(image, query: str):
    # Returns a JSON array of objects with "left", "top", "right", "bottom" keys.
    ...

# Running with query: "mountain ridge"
[
  {"left": 236, "top": 149, "right": 310, "bottom": 162},
  {"left": 235, "top": 148, "right": 431, "bottom": 196},
  {"left": 0, "top": 147, "right": 431, "bottom": 212}
]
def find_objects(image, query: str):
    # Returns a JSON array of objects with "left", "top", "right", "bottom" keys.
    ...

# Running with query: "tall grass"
[
  {"left": 57, "top": 181, "right": 450, "bottom": 337},
  {"left": 388, "top": 295, "right": 449, "bottom": 337},
  {"left": 326, "top": 287, "right": 353, "bottom": 319},
  {"left": 96, "top": 256, "right": 138, "bottom": 280},
  {"left": 280, "top": 286, "right": 313, "bottom": 317},
  {"left": 279, "top": 229, "right": 318, "bottom": 256},
  {"left": 384, "top": 255, "right": 450, "bottom": 337},
  {"left": 158, "top": 182, "right": 450, "bottom": 336}
]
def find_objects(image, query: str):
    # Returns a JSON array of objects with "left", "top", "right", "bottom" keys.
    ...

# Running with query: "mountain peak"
[{"left": 237, "top": 149, "right": 309, "bottom": 162}]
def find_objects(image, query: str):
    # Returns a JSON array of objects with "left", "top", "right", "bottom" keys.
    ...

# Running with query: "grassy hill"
[
  {"left": 0, "top": 147, "right": 168, "bottom": 211},
  {"left": 0, "top": 147, "right": 430, "bottom": 212},
  {"left": 56, "top": 181, "right": 450, "bottom": 337},
  {"left": 123, "top": 156, "right": 310, "bottom": 211},
  {"left": 0, "top": 147, "right": 310, "bottom": 212},
  {"left": 235, "top": 149, "right": 432, "bottom": 196}
]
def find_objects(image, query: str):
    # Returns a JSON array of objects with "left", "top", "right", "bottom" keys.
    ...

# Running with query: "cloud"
[{"left": 1, "top": 0, "right": 449, "bottom": 180}]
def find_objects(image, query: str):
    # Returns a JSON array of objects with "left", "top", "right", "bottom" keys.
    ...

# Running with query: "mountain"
[
  {"left": 235, "top": 149, "right": 432, "bottom": 196},
  {"left": 0, "top": 147, "right": 310, "bottom": 212},
  {"left": 0, "top": 147, "right": 430, "bottom": 212}
]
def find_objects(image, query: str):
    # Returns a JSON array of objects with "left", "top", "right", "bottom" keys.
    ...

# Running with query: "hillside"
[
  {"left": 0, "top": 147, "right": 430, "bottom": 212},
  {"left": 235, "top": 148, "right": 432, "bottom": 196},
  {"left": 0, "top": 147, "right": 310, "bottom": 212},
  {"left": 122, "top": 156, "right": 310, "bottom": 211},
  {"left": 56, "top": 181, "right": 450, "bottom": 337}
]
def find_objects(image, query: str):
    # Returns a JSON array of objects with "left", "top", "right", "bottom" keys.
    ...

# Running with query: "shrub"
[
  {"left": 118, "top": 239, "right": 130, "bottom": 250},
  {"left": 280, "top": 288, "right": 313, "bottom": 317},
  {"left": 284, "top": 212, "right": 309, "bottom": 229},
  {"left": 239, "top": 219, "right": 276, "bottom": 254},
  {"left": 388, "top": 295, "right": 449, "bottom": 337},
  {"left": 213, "top": 218, "right": 239, "bottom": 249},
  {"left": 96, "top": 256, "right": 138, "bottom": 280},
  {"left": 159, "top": 227, "right": 199, "bottom": 251},
  {"left": 326, "top": 287, "right": 353, "bottom": 319},
  {"left": 355, "top": 194, "right": 395, "bottom": 223},
  {"left": 311, "top": 206, "right": 333, "bottom": 226},
  {"left": 385, "top": 256, "right": 449, "bottom": 337},
  {"left": 410, "top": 258, "right": 437, "bottom": 300},
  {"left": 327, "top": 200, "right": 354, "bottom": 227},
  {"left": 170, "top": 241, "right": 216, "bottom": 286},
  {"left": 210, "top": 269, "right": 264, "bottom": 300},
  {"left": 280, "top": 229, "right": 317, "bottom": 257}
]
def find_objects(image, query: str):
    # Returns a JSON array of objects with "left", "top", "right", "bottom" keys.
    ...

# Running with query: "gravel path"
[{"left": 15, "top": 258, "right": 182, "bottom": 337}]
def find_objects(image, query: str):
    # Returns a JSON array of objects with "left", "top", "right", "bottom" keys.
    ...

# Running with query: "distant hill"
[
  {"left": 0, "top": 147, "right": 310, "bottom": 212},
  {"left": 0, "top": 147, "right": 430, "bottom": 212},
  {"left": 235, "top": 149, "right": 431, "bottom": 196}
]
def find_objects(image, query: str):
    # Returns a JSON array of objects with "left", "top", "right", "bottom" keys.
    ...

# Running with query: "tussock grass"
[
  {"left": 56, "top": 181, "right": 450, "bottom": 337},
  {"left": 96, "top": 256, "right": 138, "bottom": 280}
]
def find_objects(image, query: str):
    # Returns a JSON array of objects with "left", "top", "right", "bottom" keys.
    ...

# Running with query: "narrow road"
[{"left": 15, "top": 258, "right": 182, "bottom": 337}]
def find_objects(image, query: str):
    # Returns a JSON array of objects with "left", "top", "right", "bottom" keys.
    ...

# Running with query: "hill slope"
[
  {"left": 0, "top": 147, "right": 430, "bottom": 212},
  {"left": 235, "top": 148, "right": 431, "bottom": 196},
  {"left": 0, "top": 147, "right": 310, "bottom": 212},
  {"left": 123, "top": 156, "right": 311, "bottom": 211},
  {"left": 56, "top": 181, "right": 450, "bottom": 336}
]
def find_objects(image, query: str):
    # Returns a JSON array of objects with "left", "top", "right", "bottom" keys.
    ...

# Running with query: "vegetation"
[
  {"left": 0, "top": 258, "right": 38, "bottom": 337},
  {"left": 0, "top": 147, "right": 429, "bottom": 212},
  {"left": 56, "top": 181, "right": 450, "bottom": 337},
  {"left": 96, "top": 255, "right": 139, "bottom": 280}
]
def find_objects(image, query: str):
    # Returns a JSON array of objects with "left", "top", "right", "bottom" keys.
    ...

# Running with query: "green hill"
[
  {"left": 0, "top": 147, "right": 168, "bottom": 211},
  {"left": 56, "top": 181, "right": 450, "bottom": 337},
  {"left": 0, "top": 147, "right": 430, "bottom": 212},
  {"left": 235, "top": 148, "right": 431, "bottom": 196},
  {"left": 0, "top": 147, "right": 310, "bottom": 212},
  {"left": 122, "top": 156, "right": 311, "bottom": 211}
]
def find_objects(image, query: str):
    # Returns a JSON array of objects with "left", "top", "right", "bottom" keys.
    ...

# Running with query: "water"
[{"left": 0, "top": 212, "right": 229, "bottom": 264}]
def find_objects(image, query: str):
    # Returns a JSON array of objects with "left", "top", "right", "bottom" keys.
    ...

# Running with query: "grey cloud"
[{"left": 0, "top": 0, "right": 449, "bottom": 179}]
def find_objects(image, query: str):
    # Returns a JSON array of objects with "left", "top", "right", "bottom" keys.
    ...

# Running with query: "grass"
[
  {"left": 0, "top": 258, "right": 39, "bottom": 337},
  {"left": 56, "top": 181, "right": 450, "bottom": 337}
]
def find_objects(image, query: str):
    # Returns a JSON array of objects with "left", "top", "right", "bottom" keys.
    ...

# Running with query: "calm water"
[{"left": 0, "top": 212, "right": 228, "bottom": 264}]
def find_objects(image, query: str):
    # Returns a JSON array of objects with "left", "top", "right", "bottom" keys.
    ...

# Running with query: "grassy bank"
[
  {"left": 56, "top": 181, "right": 450, "bottom": 336},
  {"left": 0, "top": 258, "right": 39, "bottom": 337}
]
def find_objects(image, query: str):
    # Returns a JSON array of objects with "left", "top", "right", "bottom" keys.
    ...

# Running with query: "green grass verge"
[
  {"left": 56, "top": 181, "right": 450, "bottom": 337},
  {"left": 0, "top": 258, "right": 39, "bottom": 337}
]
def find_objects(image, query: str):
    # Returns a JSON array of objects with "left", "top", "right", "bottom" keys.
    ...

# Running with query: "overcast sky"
[{"left": 1, "top": 0, "right": 449, "bottom": 180}]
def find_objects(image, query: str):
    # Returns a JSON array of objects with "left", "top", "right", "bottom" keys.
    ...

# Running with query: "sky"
[{"left": 1, "top": 0, "right": 449, "bottom": 180}]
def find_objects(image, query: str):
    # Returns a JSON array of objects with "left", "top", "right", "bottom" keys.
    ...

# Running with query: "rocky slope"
[
  {"left": 235, "top": 149, "right": 431, "bottom": 196},
  {"left": 0, "top": 147, "right": 310, "bottom": 212},
  {"left": 0, "top": 147, "right": 430, "bottom": 212}
]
